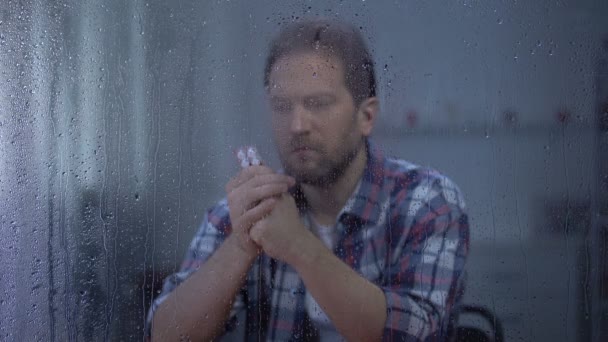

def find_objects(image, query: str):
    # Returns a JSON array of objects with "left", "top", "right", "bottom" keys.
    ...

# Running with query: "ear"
[{"left": 356, "top": 97, "right": 379, "bottom": 137}]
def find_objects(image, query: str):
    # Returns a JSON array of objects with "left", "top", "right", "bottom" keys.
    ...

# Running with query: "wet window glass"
[{"left": 1, "top": 0, "right": 607, "bottom": 341}]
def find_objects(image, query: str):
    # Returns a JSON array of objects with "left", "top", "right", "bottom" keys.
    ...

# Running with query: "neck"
[{"left": 301, "top": 142, "right": 368, "bottom": 226}]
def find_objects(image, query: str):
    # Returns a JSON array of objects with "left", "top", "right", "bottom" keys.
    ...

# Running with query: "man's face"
[{"left": 267, "top": 52, "right": 367, "bottom": 186}]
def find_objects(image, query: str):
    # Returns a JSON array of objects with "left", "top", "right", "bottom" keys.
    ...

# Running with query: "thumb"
[{"left": 249, "top": 221, "right": 264, "bottom": 245}]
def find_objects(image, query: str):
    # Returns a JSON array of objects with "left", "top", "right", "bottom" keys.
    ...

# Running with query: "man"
[{"left": 147, "top": 19, "right": 469, "bottom": 341}]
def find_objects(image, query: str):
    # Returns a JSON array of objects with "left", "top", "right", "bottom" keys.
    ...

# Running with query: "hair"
[{"left": 263, "top": 18, "right": 377, "bottom": 106}]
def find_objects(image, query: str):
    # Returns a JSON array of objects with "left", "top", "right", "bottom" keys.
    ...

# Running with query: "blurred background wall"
[{"left": 1, "top": 0, "right": 607, "bottom": 340}]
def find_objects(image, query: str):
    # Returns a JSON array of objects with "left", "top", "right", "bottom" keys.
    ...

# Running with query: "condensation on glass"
[{"left": 0, "top": 0, "right": 607, "bottom": 341}]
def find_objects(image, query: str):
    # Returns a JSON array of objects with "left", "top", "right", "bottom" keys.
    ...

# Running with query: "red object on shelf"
[
  {"left": 404, "top": 110, "right": 419, "bottom": 128},
  {"left": 503, "top": 110, "right": 518, "bottom": 125},
  {"left": 556, "top": 110, "right": 571, "bottom": 124}
]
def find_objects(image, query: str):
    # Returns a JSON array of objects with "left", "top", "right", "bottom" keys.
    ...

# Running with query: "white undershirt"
[{"left": 305, "top": 215, "right": 345, "bottom": 341}]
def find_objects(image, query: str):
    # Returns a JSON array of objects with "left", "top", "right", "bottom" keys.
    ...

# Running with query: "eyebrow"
[{"left": 269, "top": 92, "right": 335, "bottom": 100}]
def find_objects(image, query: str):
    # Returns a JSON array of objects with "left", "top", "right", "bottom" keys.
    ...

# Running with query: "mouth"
[
  {"left": 292, "top": 146, "right": 312, "bottom": 152},
  {"left": 290, "top": 146, "right": 318, "bottom": 159},
  {"left": 294, "top": 144, "right": 321, "bottom": 153}
]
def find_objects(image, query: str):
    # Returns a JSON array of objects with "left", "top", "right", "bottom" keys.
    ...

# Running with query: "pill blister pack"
[{"left": 236, "top": 146, "right": 262, "bottom": 168}]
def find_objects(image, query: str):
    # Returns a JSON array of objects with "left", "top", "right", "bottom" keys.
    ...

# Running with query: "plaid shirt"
[{"left": 146, "top": 140, "right": 469, "bottom": 341}]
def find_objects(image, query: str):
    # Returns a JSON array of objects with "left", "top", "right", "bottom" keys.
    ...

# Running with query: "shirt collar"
[{"left": 337, "top": 138, "right": 386, "bottom": 227}]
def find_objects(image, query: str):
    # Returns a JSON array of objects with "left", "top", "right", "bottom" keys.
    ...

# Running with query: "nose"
[{"left": 290, "top": 104, "right": 312, "bottom": 134}]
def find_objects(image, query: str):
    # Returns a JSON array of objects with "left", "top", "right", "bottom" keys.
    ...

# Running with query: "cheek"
[
  {"left": 271, "top": 119, "right": 286, "bottom": 139},
  {"left": 271, "top": 113, "right": 293, "bottom": 131},
  {"left": 272, "top": 128, "right": 292, "bottom": 155}
]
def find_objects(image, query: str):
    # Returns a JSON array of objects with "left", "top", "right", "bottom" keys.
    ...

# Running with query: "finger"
[
  {"left": 242, "top": 165, "right": 274, "bottom": 178},
  {"left": 227, "top": 165, "right": 276, "bottom": 193},
  {"left": 249, "top": 220, "right": 268, "bottom": 245},
  {"left": 241, "top": 198, "right": 276, "bottom": 228},
  {"left": 226, "top": 191, "right": 246, "bottom": 218},
  {"left": 229, "top": 177, "right": 287, "bottom": 212},
  {"left": 239, "top": 178, "right": 294, "bottom": 213},
  {"left": 244, "top": 235, "right": 261, "bottom": 253},
  {"left": 249, "top": 224, "right": 261, "bottom": 245},
  {"left": 246, "top": 173, "right": 296, "bottom": 189},
  {"left": 230, "top": 174, "right": 293, "bottom": 206},
  {"left": 226, "top": 177, "right": 237, "bottom": 193},
  {"left": 245, "top": 183, "right": 290, "bottom": 208}
]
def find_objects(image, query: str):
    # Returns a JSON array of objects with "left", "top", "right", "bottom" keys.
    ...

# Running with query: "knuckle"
[
  {"left": 253, "top": 165, "right": 272, "bottom": 173},
  {"left": 267, "top": 185, "right": 282, "bottom": 196},
  {"left": 251, "top": 165, "right": 270, "bottom": 175},
  {"left": 243, "top": 166, "right": 256, "bottom": 179},
  {"left": 255, "top": 187, "right": 266, "bottom": 199},
  {"left": 251, "top": 173, "right": 261, "bottom": 183},
  {"left": 238, "top": 169, "right": 252, "bottom": 182},
  {"left": 242, "top": 166, "right": 254, "bottom": 175}
]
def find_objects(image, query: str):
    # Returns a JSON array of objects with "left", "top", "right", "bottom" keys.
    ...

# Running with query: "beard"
[{"left": 280, "top": 138, "right": 362, "bottom": 187}]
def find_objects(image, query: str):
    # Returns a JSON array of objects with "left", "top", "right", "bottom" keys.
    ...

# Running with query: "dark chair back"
[{"left": 448, "top": 304, "right": 504, "bottom": 342}]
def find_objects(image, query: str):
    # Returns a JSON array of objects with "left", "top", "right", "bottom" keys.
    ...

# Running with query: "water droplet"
[{"left": 497, "top": 18, "right": 503, "bottom": 24}]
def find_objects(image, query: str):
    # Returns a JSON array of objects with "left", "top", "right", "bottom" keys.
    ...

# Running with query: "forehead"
[{"left": 267, "top": 52, "right": 346, "bottom": 96}]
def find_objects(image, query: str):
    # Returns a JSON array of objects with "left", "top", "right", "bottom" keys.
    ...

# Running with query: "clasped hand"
[{"left": 226, "top": 166, "right": 308, "bottom": 262}]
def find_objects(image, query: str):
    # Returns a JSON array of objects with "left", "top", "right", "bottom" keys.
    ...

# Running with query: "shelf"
[{"left": 373, "top": 123, "right": 598, "bottom": 138}]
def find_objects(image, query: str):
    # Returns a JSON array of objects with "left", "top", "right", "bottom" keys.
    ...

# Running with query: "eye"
[
  {"left": 270, "top": 98, "right": 292, "bottom": 114},
  {"left": 304, "top": 96, "right": 333, "bottom": 112}
]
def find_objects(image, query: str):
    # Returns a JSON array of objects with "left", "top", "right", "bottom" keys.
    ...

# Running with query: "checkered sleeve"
[
  {"left": 382, "top": 171, "right": 469, "bottom": 341},
  {"left": 144, "top": 200, "right": 246, "bottom": 339}
]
